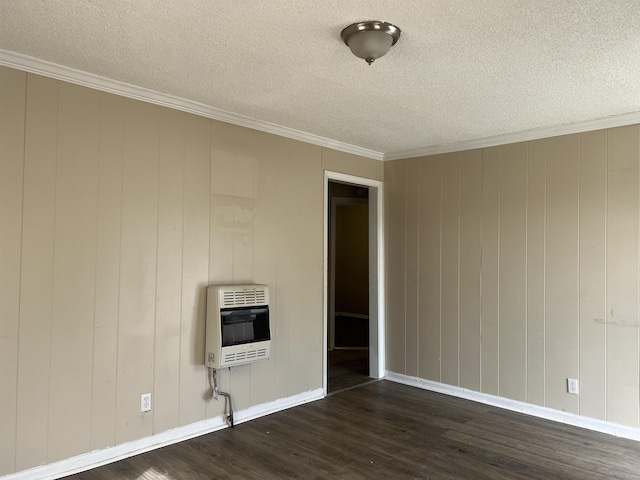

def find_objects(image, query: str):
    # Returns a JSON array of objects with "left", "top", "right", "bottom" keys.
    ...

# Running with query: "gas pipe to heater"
[{"left": 210, "top": 368, "right": 234, "bottom": 428}]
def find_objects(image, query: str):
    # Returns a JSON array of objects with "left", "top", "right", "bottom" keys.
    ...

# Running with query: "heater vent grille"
[
  {"left": 223, "top": 348, "right": 268, "bottom": 366},
  {"left": 221, "top": 287, "right": 268, "bottom": 307}
]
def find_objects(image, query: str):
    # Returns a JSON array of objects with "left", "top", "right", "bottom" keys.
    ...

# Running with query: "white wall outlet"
[
  {"left": 141, "top": 393, "right": 152, "bottom": 412},
  {"left": 567, "top": 378, "right": 579, "bottom": 395}
]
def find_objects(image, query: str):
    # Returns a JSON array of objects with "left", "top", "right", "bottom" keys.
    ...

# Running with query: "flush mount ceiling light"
[{"left": 341, "top": 21, "right": 401, "bottom": 65}]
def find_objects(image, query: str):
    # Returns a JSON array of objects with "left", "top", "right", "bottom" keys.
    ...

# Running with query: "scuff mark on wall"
[{"left": 594, "top": 317, "right": 639, "bottom": 327}]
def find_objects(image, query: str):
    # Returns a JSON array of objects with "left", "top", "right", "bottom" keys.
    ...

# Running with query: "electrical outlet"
[
  {"left": 141, "top": 393, "right": 152, "bottom": 412},
  {"left": 567, "top": 378, "right": 579, "bottom": 395}
]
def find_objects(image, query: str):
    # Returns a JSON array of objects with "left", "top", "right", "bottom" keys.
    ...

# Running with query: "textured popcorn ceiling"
[{"left": 1, "top": 1, "right": 640, "bottom": 156}]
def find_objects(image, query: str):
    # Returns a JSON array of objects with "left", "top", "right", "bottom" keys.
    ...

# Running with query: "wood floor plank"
[
  {"left": 65, "top": 381, "right": 640, "bottom": 479},
  {"left": 328, "top": 349, "right": 370, "bottom": 393}
]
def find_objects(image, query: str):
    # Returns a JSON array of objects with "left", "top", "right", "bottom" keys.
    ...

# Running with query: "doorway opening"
[
  {"left": 329, "top": 183, "right": 369, "bottom": 391},
  {"left": 323, "top": 171, "right": 384, "bottom": 395}
]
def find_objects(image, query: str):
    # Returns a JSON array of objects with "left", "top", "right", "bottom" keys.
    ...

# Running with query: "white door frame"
[{"left": 323, "top": 171, "right": 385, "bottom": 395}]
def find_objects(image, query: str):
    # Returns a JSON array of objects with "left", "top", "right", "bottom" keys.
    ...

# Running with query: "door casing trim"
[{"left": 323, "top": 171, "right": 385, "bottom": 395}]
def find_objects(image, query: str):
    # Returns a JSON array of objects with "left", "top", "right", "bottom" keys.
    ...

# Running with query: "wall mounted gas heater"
[{"left": 205, "top": 284, "right": 271, "bottom": 369}]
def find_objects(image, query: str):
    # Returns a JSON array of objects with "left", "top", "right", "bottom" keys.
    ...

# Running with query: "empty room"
[{"left": 2, "top": 2, "right": 640, "bottom": 479}]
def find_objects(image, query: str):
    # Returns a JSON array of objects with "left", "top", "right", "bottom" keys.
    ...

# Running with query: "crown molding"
[
  {"left": 384, "top": 111, "right": 640, "bottom": 161},
  {"left": 0, "top": 49, "right": 384, "bottom": 161},
  {"left": 6, "top": 49, "right": 640, "bottom": 164}
]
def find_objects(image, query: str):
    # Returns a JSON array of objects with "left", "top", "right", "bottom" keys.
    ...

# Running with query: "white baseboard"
[
  {"left": 2, "top": 388, "right": 323, "bottom": 480},
  {"left": 384, "top": 371, "right": 640, "bottom": 442}
]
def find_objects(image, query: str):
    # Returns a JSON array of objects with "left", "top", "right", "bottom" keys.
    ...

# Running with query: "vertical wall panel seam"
[
  {"left": 457, "top": 154, "right": 461, "bottom": 385},
  {"left": 479, "top": 150, "right": 484, "bottom": 392},
  {"left": 497, "top": 148, "right": 501, "bottom": 395},
  {"left": 577, "top": 134, "right": 582, "bottom": 416},
  {"left": 231, "top": 129, "right": 236, "bottom": 283},
  {"left": 439, "top": 158, "right": 443, "bottom": 382},
  {"left": 275, "top": 143, "right": 281, "bottom": 393},
  {"left": 207, "top": 120, "right": 213, "bottom": 405},
  {"left": 637, "top": 126, "right": 640, "bottom": 427},
  {"left": 113, "top": 99, "right": 124, "bottom": 445},
  {"left": 543, "top": 140, "right": 547, "bottom": 408},
  {"left": 278, "top": 141, "right": 285, "bottom": 393},
  {"left": 604, "top": 130, "right": 608, "bottom": 421},
  {"left": 416, "top": 160, "right": 421, "bottom": 377},
  {"left": 271, "top": 140, "right": 278, "bottom": 398},
  {"left": 233, "top": 129, "right": 239, "bottom": 284},
  {"left": 151, "top": 111, "right": 162, "bottom": 435},
  {"left": 45, "top": 78, "right": 60, "bottom": 463},
  {"left": 207, "top": 121, "right": 214, "bottom": 399},
  {"left": 177, "top": 113, "right": 187, "bottom": 425},
  {"left": 403, "top": 161, "right": 408, "bottom": 374},
  {"left": 89, "top": 93, "right": 101, "bottom": 440},
  {"left": 115, "top": 100, "right": 124, "bottom": 442},
  {"left": 89, "top": 93, "right": 103, "bottom": 445},
  {"left": 250, "top": 132, "right": 255, "bottom": 289},
  {"left": 14, "top": 71, "right": 28, "bottom": 471},
  {"left": 114, "top": 102, "right": 125, "bottom": 440},
  {"left": 525, "top": 143, "right": 529, "bottom": 403}
]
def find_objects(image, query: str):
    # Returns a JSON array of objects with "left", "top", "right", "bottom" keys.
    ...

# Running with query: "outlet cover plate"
[
  {"left": 567, "top": 378, "right": 579, "bottom": 395},
  {"left": 141, "top": 393, "right": 152, "bottom": 412}
]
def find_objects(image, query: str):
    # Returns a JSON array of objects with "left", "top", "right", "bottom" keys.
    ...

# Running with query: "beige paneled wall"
[
  {"left": 459, "top": 150, "right": 482, "bottom": 391},
  {"left": 385, "top": 125, "right": 640, "bottom": 428},
  {"left": 0, "top": 67, "right": 26, "bottom": 478},
  {"left": 322, "top": 149, "right": 383, "bottom": 181},
  {"left": 0, "top": 66, "right": 382, "bottom": 476},
  {"left": 385, "top": 159, "right": 407, "bottom": 374}
]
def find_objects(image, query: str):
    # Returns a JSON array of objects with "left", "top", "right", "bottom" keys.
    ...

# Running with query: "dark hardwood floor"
[
  {"left": 65, "top": 381, "right": 640, "bottom": 479},
  {"left": 328, "top": 349, "right": 370, "bottom": 393},
  {"left": 329, "top": 314, "right": 371, "bottom": 393}
]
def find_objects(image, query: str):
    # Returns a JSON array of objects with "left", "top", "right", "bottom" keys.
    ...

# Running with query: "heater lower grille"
[{"left": 223, "top": 348, "right": 268, "bottom": 366}]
